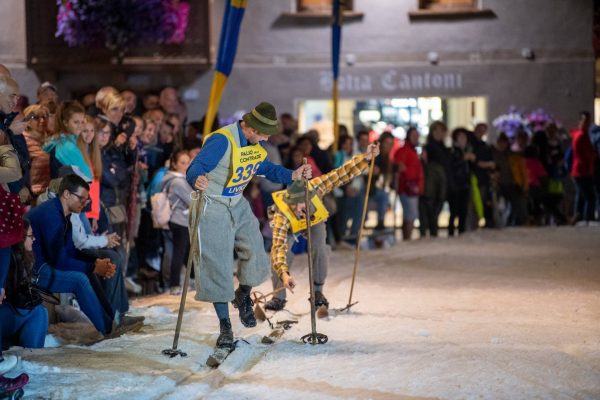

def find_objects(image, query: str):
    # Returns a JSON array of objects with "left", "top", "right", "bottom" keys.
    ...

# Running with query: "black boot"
[
  {"left": 216, "top": 318, "right": 234, "bottom": 349},
  {"left": 314, "top": 291, "right": 329, "bottom": 308},
  {"left": 231, "top": 287, "right": 256, "bottom": 327},
  {"left": 264, "top": 297, "right": 286, "bottom": 311}
]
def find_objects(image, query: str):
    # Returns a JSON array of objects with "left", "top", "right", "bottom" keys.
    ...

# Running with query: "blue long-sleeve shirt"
[
  {"left": 186, "top": 122, "right": 293, "bottom": 188},
  {"left": 27, "top": 197, "right": 93, "bottom": 274}
]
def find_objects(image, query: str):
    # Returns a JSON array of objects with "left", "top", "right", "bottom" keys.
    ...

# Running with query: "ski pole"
[
  {"left": 300, "top": 158, "right": 328, "bottom": 345},
  {"left": 162, "top": 190, "right": 203, "bottom": 358},
  {"left": 339, "top": 151, "right": 377, "bottom": 312}
]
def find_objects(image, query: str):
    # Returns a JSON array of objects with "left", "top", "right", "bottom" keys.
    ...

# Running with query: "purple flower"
[
  {"left": 56, "top": 0, "right": 190, "bottom": 52},
  {"left": 493, "top": 107, "right": 527, "bottom": 138}
]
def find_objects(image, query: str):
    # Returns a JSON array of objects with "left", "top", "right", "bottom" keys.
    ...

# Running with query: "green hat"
[
  {"left": 284, "top": 180, "right": 316, "bottom": 205},
  {"left": 242, "top": 102, "right": 279, "bottom": 135}
]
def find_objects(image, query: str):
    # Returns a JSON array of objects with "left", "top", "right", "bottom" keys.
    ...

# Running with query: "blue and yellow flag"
[
  {"left": 204, "top": 0, "right": 248, "bottom": 135},
  {"left": 331, "top": 0, "right": 343, "bottom": 151}
]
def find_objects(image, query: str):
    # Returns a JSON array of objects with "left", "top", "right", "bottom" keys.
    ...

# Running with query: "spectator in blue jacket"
[{"left": 27, "top": 174, "right": 117, "bottom": 335}]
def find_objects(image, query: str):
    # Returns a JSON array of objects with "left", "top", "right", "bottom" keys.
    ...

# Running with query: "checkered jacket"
[{"left": 269, "top": 153, "right": 368, "bottom": 277}]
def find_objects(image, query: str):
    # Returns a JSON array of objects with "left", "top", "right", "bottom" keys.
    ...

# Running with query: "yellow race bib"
[
  {"left": 272, "top": 184, "right": 329, "bottom": 233},
  {"left": 206, "top": 128, "right": 268, "bottom": 197}
]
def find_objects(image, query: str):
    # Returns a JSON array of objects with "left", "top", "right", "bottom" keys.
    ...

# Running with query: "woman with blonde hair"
[
  {"left": 78, "top": 115, "right": 103, "bottom": 231},
  {"left": 98, "top": 91, "right": 137, "bottom": 148},
  {"left": 43, "top": 101, "right": 92, "bottom": 181},
  {"left": 22, "top": 104, "right": 51, "bottom": 196}
]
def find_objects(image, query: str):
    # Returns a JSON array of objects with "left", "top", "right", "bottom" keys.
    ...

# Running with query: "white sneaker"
[
  {"left": 125, "top": 277, "right": 142, "bottom": 294},
  {"left": 0, "top": 355, "right": 20, "bottom": 375}
]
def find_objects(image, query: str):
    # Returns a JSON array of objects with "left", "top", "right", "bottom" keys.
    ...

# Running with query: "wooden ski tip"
[
  {"left": 206, "top": 355, "right": 220, "bottom": 368},
  {"left": 254, "top": 303, "right": 267, "bottom": 322},
  {"left": 316, "top": 305, "right": 329, "bottom": 319},
  {"left": 261, "top": 336, "right": 275, "bottom": 344}
]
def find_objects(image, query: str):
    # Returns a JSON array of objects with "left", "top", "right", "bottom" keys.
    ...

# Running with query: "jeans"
[
  {"left": 34, "top": 265, "right": 113, "bottom": 335},
  {"left": 419, "top": 196, "right": 443, "bottom": 237},
  {"left": 271, "top": 222, "right": 329, "bottom": 300},
  {"left": 168, "top": 222, "right": 189, "bottom": 288},
  {"left": 574, "top": 176, "right": 597, "bottom": 221},
  {"left": 370, "top": 188, "right": 389, "bottom": 226},
  {"left": 337, "top": 194, "right": 364, "bottom": 242},
  {"left": 448, "top": 188, "right": 470, "bottom": 236},
  {"left": 160, "top": 229, "right": 174, "bottom": 288},
  {"left": 0, "top": 304, "right": 48, "bottom": 350},
  {"left": 479, "top": 184, "right": 495, "bottom": 228},
  {"left": 0, "top": 246, "right": 11, "bottom": 290},
  {"left": 81, "top": 248, "right": 129, "bottom": 315}
]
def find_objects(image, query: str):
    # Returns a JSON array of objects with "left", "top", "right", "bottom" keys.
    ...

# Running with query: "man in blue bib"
[{"left": 186, "top": 102, "right": 310, "bottom": 355}]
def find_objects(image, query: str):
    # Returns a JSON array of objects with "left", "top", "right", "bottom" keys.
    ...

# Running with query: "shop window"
[
  {"left": 283, "top": 0, "right": 362, "bottom": 22},
  {"left": 410, "top": 0, "right": 494, "bottom": 20},
  {"left": 297, "top": 0, "right": 354, "bottom": 14},
  {"left": 419, "top": 0, "right": 478, "bottom": 11}
]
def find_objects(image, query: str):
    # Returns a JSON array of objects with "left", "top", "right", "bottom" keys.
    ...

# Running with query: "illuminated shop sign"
[{"left": 319, "top": 70, "right": 464, "bottom": 93}]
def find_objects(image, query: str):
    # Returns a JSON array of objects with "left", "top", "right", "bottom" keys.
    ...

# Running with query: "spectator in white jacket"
[
  {"left": 161, "top": 150, "right": 193, "bottom": 295},
  {"left": 69, "top": 212, "right": 142, "bottom": 325}
]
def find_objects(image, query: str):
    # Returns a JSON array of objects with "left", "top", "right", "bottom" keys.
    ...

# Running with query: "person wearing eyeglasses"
[
  {"left": 27, "top": 174, "right": 142, "bottom": 338},
  {"left": 22, "top": 104, "right": 51, "bottom": 197}
]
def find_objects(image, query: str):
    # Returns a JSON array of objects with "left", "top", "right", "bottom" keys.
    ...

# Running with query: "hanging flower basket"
[
  {"left": 525, "top": 108, "right": 557, "bottom": 132},
  {"left": 56, "top": 0, "right": 190, "bottom": 57},
  {"left": 492, "top": 106, "right": 527, "bottom": 138}
]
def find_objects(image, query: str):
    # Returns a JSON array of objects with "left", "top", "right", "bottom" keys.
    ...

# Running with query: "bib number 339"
[{"left": 232, "top": 162, "right": 262, "bottom": 184}]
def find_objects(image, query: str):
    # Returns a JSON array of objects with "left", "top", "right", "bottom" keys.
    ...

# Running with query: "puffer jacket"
[{"left": 23, "top": 130, "right": 50, "bottom": 195}]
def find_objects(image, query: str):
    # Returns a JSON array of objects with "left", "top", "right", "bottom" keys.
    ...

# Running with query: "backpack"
[
  {"left": 0, "top": 185, "right": 25, "bottom": 248},
  {"left": 150, "top": 177, "right": 180, "bottom": 229}
]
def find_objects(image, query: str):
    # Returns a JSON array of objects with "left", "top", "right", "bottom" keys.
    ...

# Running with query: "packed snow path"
[{"left": 6, "top": 227, "right": 600, "bottom": 399}]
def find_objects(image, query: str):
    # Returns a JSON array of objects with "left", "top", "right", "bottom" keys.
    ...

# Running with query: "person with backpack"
[{"left": 158, "top": 150, "right": 193, "bottom": 295}]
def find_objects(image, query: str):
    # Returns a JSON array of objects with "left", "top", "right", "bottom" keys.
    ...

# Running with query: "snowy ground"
[{"left": 5, "top": 226, "right": 600, "bottom": 400}]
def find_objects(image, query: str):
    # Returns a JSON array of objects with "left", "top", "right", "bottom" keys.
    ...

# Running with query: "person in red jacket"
[
  {"left": 570, "top": 111, "right": 596, "bottom": 223},
  {"left": 394, "top": 127, "right": 424, "bottom": 240}
]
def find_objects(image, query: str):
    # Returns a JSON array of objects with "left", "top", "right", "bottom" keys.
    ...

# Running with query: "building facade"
[{"left": 0, "top": 0, "right": 595, "bottom": 134}]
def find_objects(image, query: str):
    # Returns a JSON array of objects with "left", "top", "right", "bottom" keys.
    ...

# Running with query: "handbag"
[
  {"left": 104, "top": 204, "right": 127, "bottom": 225},
  {"left": 0, "top": 185, "right": 25, "bottom": 248},
  {"left": 9, "top": 281, "right": 43, "bottom": 311},
  {"left": 6, "top": 254, "right": 59, "bottom": 314},
  {"left": 102, "top": 188, "right": 127, "bottom": 225}
]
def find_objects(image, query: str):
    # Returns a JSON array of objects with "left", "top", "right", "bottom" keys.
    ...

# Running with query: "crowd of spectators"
[{"left": 0, "top": 61, "right": 598, "bottom": 391}]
